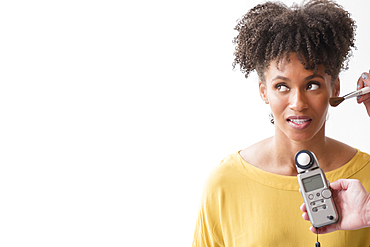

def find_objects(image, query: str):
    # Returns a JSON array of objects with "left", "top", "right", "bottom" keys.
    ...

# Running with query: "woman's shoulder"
[
  {"left": 199, "top": 154, "right": 243, "bottom": 200},
  {"left": 326, "top": 137, "right": 355, "bottom": 152},
  {"left": 202, "top": 149, "right": 263, "bottom": 194},
  {"left": 207, "top": 152, "right": 245, "bottom": 181},
  {"left": 325, "top": 138, "right": 358, "bottom": 170},
  {"left": 326, "top": 139, "right": 370, "bottom": 183}
]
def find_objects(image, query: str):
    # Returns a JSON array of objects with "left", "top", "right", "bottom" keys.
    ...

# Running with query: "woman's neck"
[
  {"left": 270, "top": 132, "right": 355, "bottom": 175},
  {"left": 240, "top": 126, "right": 356, "bottom": 176}
]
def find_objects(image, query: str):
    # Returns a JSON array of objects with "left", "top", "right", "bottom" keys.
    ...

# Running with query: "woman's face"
[{"left": 259, "top": 53, "right": 340, "bottom": 142}]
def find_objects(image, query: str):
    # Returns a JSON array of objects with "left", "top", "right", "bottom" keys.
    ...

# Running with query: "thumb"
[{"left": 330, "top": 179, "right": 352, "bottom": 191}]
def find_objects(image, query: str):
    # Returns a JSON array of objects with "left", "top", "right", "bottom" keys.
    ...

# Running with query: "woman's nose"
[{"left": 289, "top": 90, "right": 308, "bottom": 111}]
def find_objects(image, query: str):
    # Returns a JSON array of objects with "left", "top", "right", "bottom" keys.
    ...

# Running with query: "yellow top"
[{"left": 192, "top": 150, "right": 370, "bottom": 247}]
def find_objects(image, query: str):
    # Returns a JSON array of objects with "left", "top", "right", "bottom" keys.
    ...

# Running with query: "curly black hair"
[{"left": 232, "top": 0, "right": 356, "bottom": 83}]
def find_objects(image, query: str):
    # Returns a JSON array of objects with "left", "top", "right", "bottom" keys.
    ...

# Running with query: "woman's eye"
[
  {"left": 307, "top": 83, "right": 320, "bottom": 91},
  {"left": 276, "top": 84, "right": 289, "bottom": 92}
]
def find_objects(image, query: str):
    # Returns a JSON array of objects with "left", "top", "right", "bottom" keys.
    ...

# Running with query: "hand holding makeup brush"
[
  {"left": 329, "top": 72, "right": 370, "bottom": 107},
  {"left": 357, "top": 71, "right": 370, "bottom": 116}
]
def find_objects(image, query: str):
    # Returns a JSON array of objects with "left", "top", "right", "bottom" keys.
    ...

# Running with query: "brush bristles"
[{"left": 329, "top": 97, "right": 345, "bottom": 107}]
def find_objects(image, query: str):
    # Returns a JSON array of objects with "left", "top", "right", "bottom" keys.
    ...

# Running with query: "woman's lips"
[{"left": 287, "top": 116, "right": 312, "bottom": 130}]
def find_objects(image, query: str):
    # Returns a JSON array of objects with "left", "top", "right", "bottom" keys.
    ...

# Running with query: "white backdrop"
[{"left": 1, "top": 0, "right": 369, "bottom": 246}]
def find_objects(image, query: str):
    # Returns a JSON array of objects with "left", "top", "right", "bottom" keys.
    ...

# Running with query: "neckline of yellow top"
[{"left": 228, "top": 149, "right": 369, "bottom": 191}]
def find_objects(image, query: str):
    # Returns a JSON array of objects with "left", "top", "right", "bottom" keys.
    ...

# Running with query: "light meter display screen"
[{"left": 302, "top": 174, "right": 324, "bottom": 192}]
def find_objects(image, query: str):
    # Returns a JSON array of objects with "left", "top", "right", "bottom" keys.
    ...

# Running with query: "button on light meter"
[{"left": 321, "top": 189, "right": 332, "bottom": 199}]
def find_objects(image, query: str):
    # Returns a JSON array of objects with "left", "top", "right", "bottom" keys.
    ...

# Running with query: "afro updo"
[{"left": 232, "top": 0, "right": 356, "bottom": 83}]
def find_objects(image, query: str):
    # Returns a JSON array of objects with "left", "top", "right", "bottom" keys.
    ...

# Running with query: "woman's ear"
[
  {"left": 333, "top": 78, "right": 340, "bottom": 97},
  {"left": 259, "top": 82, "right": 269, "bottom": 104}
]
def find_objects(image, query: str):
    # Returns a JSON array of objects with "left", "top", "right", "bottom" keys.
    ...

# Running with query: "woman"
[{"left": 192, "top": 0, "right": 370, "bottom": 246}]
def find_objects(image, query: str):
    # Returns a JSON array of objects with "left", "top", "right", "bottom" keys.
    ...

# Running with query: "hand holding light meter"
[{"left": 295, "top": 150, "right": 339, "bottom": 228}]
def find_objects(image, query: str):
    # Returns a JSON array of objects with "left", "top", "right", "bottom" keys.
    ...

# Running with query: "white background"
[{"left": 0, "top": 0, "right": 369, "bottom": 246}]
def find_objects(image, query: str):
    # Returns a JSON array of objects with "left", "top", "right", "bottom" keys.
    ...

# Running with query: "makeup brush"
[{"left": 329, "top": 73, "right": 370, "bottom": 107}]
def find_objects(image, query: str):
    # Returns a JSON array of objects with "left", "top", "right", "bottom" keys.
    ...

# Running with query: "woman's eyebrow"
[
  {"left": 271, "top": 75, "right": 290, "bottom": 82},
  {"left": 305, "top": 74, "right": 324, "bottom": 80},
  {"left": 271, "top": 74, "right": 325, "bottom": 82}
]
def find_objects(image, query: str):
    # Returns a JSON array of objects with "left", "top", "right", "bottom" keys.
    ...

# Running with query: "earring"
[
  {"left": 269, "top": 113, "right": 275, "bottom": 124},
  {"left": 326, "top": 112, "right": 330, "bottom": 121}
]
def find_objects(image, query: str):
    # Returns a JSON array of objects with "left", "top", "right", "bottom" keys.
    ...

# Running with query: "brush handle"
[{"left": 343, "top": 87, "right": 370, "bottom": 100}]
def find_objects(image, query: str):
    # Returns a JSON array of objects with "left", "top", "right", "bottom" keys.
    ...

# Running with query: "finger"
[
  {"left": 329, "top": 179, "right": 344, "bottom": 190},
  {"left": 363, "top": 72, "right": 370, "bottom": 87},
  {"left": 357, "top": 76, "right": 363, "bottom": 103},
  {"left": 302, "top": 212, "right": 309, "bottom": 221},
  {"left": 331, "top": 179, "right": 362, "bottom": 191},
  {"left": 330, "top": 179, "right": 352, "bottom": 191},
  {"left": 330, "top": 179, "right": 348, "bottom": 198},
  {"left": 361, "top": 90, "right": 370, "bottom": 106},
  {"left": 358, "top": 72, "right": 370, "bottom": 103},
  {"left": 361, "top": 72, "right": 369, "bottom": 88},
  {"left": 310, "top": 225, "right": 336, "bottom": 234},
  {"left": 364, "top": 70, "right": 370, "bottom": 116},
  {"left": 300, "top": 203, "right": 307, "bottom": 212},
  {"left": 309, "top": 226, "right": 318, "bottom": 234}
]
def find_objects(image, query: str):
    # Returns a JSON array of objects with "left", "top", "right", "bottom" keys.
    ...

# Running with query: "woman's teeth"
[{"left": 290, "top": 119, "right": 310, "bottom": 124}]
